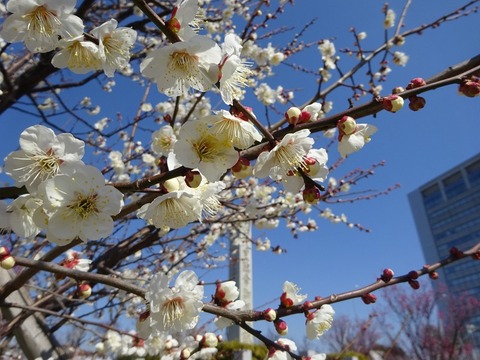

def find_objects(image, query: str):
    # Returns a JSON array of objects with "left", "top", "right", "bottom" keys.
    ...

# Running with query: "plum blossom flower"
[
  {"left": 166, "top": 0, "right": 202, "bottom": 40},
  {"left": 173, "top": 118, "right": 239, "bottom": 182},
  {"left": 280, "top": 281, "right": 307, "bottom": 307},
  {"left": 4, "top": 125, "right": 85, "bottom": 193},
  {"left": 40, "top": 165, "right": 124, "bottom": 244},
  {"left": 6, "top": 194, "right": 42, "bottom": 238},
  {"left": 60, "top": 250, "right": 91, "bottom": 272},
  {"left": 283, "top": 148, "right": 329, "bottom": 194},
  {"left": 338, "top": 123, "right": 378, "bottom": 158},
  {"left": 267, "top": 338, "right": 297, "bottom": 360},
  {"left": 213, "top": 281, "right": 245, "bottom": 329},
  {"left": 1, "top": 0, "right": 84, "bottom": 53},
  {"left": 137, "top": 190, "right": 202, "bottom": 229},
  {"left": 218, "top": 33, "right": 252, "bottom": 105},
  {"left": 306, "top": 304, "right": 335, "bottom": 339},
  {"left": 90, "top": 19, "right": 137, "bottom": 77},
  {"left": 206, "top": 110, "right": 262, "bottom": 150},
  {"left": 384, "top": 9, "right": 396, "bottom": 28},
  {"left": 51, "top": 35, "right": 102, "bottom": 74},
  {"left": 254, "top": 130, "right": 314, "bottom": 179},
  {"left": 140, "top": 35, "right": 221, "bottom": 97},
  {"left": 151, "top": 125, "right": 177, "bottom": 156},
  {"left": 146, "top": 270, "right": 204, "bottom": 333}
]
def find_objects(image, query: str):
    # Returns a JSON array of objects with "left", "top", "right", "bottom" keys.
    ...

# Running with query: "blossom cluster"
[
  {"left": 1, "top": 0, "right": 137, "bottom": 77},
  {"left": 1, "top": 125, "right": 124, "bottom": 245}
]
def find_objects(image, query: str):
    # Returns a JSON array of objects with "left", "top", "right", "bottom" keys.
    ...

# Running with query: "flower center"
[
  {"left": 275, "top": 141, "right": 307, "bottom": 173},
  {"left": 192, "top": 134, "right": 222, "bottom": 163},
  {"left": 67, "top": 41, "right": 101, "bottom": 70},
  {"left": 69, "top": 193, "right": 98, "bottom": 219},
  {"left": 169, "top": 51, "right": 198, "bottom": 74},
  {"left": 161, "top": 296, "right": 185, "bottom": 326},
  {"left": 24, "top": 5, "right": 60, "bottom": 36}
]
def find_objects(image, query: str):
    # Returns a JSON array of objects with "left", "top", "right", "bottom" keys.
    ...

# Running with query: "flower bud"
[
  {"left": 185, "top": 170, "right": 202, "bottom": 188},
  {"left": 391, "top": 86, "right": 405, "bottom": 94},
  {"left": 361, "top": 293, "right": 377, "bottom": 304},
  {"left": 0, "top": 247, "right": 15, "bottom": 270},
  {"left": 449, "top": 246, "right": 464, "bottom": 259},
  {"left": 408, "top": 279, "right": 420, "bottom": 290},
  {"left": 382, "top": 94, "right": 404, "bottom": 112},
  {"left": 337, "top": 116, "right": 357, "bottom": 136},
  {"left": 180, "top": 348, "right": 191, "bottom": 360},
  {"left": 380, "top": 268, "right": 394, "bottom": 282},
  {"left": 163, "top": 178, "right": 181, "bottom": 193},
  {"left": 458, "top": 79, "right": 480, "bottom": 97},
  {"left": 274, "top": 319, "right": 288, "bottom": 335},
  {"left": 303, "top": 187, "right": 321, "bottom": 204},
  {"left": 408, "top": 270, "right": 419, "bottom": 280},
  {"left": 263, "top": 308, "right": 277, "bottom": 322},
  {"left": 406, "top": 77, "right": 426, "bottom": 90},
  {"left": 77, "top": 283, "right": 92, "bottom": 299},
  {"left": 231, "top": 157, "right": 252, "bottom": 179},
  {"left": 285, "top": 107, "right": 302, "bottom": 126},
  {"left": 428, "top": 271, "right": 439, "bottom": 280},
  {"left": 408, "top": 96, "right": 426, "bottom": 111},
  {"left": 201, "top": 332, "right": 218, "bottom": 348}
]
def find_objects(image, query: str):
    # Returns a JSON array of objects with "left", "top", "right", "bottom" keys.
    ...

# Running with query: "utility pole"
[{"left": 227, "top": 220, "right": 254, "bottom": 351}]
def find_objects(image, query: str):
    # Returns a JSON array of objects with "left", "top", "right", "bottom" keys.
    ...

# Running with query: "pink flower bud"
[
  {"left": 337, "top": 116, "right": 357, "bottom": 136},
  {"left": 408, "top": 96, "right": 426, "bottom": 111},
  {"left": 458, "top": 79, "right": 480, "bottom": 97},
  {"left": 299, "top": 111, "right": 312, "bottom": 123},
  {"left": 185, "top": 170, "right": 202, "bottom": 188},
  {"left": 381, "top": 268, "right": 394, "bottom": 282},
  {"left": 361, "top": 293, "right": 377, "bottom": 304},
  {"left": 303, "top": 187, "right": 321, "bottom": 204},
  {"left": 274, "top": 319, "right": 288, "bottom": 335},
  {"left": 408, "top": 279, "right": 420, "bottom": 290},
  {"left": 77, "top": 283, "right": 92, "bottom": 299},
  {"left": 0, "top": 247, "right": 15, "bottom": 270},
  {"left": 406, "top": 77, "right": 426, "bottom": 90},
  {"left": 303, "top": 301, "right": 313, "bottom": 310},
  {"left": 263, "top": 308, "right": 277, "bottom": 322},
  {"left": 382, "top": 94, "right": 404, "bottom": 113},
  {"left": 449, "top": 246, "right": 464, "bottom": 259},
  {"left": 286, "top": 107, "right": 302, "bottom": 126},
  {"left": 408, "top": 270, "right": 419, "bottom": 280},
  {"left": 428, "top": 271, "right": 439, "bottom": 280}
]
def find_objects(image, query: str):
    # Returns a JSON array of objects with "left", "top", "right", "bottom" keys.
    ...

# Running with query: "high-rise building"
[{"left": 408, "top": 153, "right": 480, "bottom": 354}]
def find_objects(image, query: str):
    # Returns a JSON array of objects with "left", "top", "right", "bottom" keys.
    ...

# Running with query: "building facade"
[{"left": 408, "top": 153, "right": 480, "bottom": 354}]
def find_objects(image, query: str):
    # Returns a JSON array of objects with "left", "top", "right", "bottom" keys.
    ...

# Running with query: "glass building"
[{"left": 408, "top": 153, "right": 480, "bottom": 355}]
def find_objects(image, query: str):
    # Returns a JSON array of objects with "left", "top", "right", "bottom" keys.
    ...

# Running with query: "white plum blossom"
[
  {"left": 137, "top": 190, "right": 202, "bottom": 229},
  {"left": 173, "top": 118, "right": 239, "bottom": 182},
  {"left": 51, "top": 35, "right": 102, "bottom": 74},
  {"left": 393, "top": 51, "right": 409, "bottom": 66},
  {"left": 338, "top": 124, "right": 378, "bottom": 158},
  {"left": 1, "top": 0, "right": 84, "bottom": 53},
  {"left": 384, "top": 8, "right": 396, "bottom": 28},
  {"left": 151, "top": 125, "right": 177, "bottom": 156},
  {"left": 267, "top": 338, "right": 297, "bottom": 360},
  {"left": 214, "top": 280, "right": 245, "bottom": 329},
  {"left": 140, "top": 35, "right": 222, "bottom": 97},
  {"left": 219, "top": 33, "right": 252, "bottom": 105},
  {"left": 206, "top": 110, "right": 262, "bottom": 150},
  {"left": 255, "top": 83, "right": 277, "bottom": 105},
  {"left": 280, "top": 281, "right": 307, "bottom": 307},
  {"left": 283, "top": 148, "right": 329, "bottom": 194},
  {"left": 254, "top": 129, "right": 314, "bottom": 179},
  {"left": 146, "top": 270, "right": 204, "bottom": 333},
  {"left": 318, "top": 40, "right": 336, "bottom": 69},
  {"left": 4, "top": 125, "right": 85, "bottom": 193},
  {"left": 306, "top": 304, "right": 335, "bottom": 339},
  {"left": 7, "top": 194, "right": 42, "bottom": 238},
  {"left": 166, "top": 0, "right": 202, "bottom": 40},
  {"left": 302, "top": 102, "right": 323, "bottom": 121},
  {"left": 40, "top": 165, "right": 124, "bottom": 244},
  {"left": 90, "top": 19, "right": 137, "bottom": 77}
]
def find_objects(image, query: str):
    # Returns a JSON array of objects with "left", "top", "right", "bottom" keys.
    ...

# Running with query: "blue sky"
[{"left": 0, "top": 0, "right": 478, "bottom": 348}]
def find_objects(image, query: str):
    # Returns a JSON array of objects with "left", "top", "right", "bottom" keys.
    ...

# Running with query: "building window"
[
  {"left": 443, "top": 172, "right": 466, "bottom": 199},
  {"left": 422, "top": 184, "right": 443, "bottom": 209},
  {"left": 466, "top": 159, "right": 480, "bottom": 187}
]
